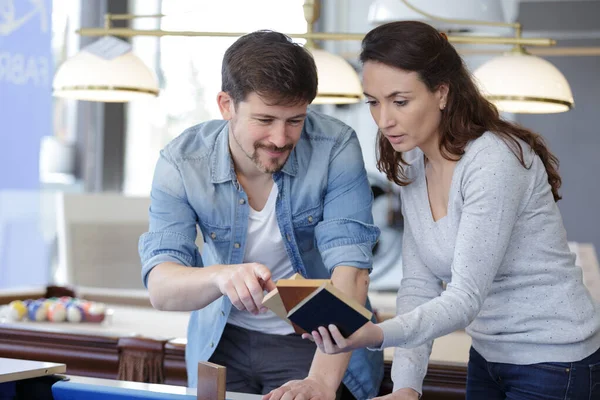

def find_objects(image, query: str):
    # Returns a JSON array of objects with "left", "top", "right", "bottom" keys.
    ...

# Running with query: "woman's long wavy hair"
[{"left": 360, "top": 21, "right": 562, "bottom": 201}]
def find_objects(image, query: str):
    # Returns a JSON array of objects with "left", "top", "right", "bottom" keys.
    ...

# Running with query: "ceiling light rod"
[
  {"left": 303, "top": 0, "right": 319, "bottom": 48},
  {"left": 76, "top": 0, "right": 555, "bottom": 48},
  {"left": 75, "top": 26, "right": 555, "bottom": 47}
]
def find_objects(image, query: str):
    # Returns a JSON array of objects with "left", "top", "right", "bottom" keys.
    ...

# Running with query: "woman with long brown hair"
[{"left": 303, "top": 21, "right": 600, "bottom": 400}]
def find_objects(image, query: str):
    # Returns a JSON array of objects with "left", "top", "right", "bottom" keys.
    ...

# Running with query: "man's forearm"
[
  {"left": 147, "top": 262, "right": 226, "bottom": 311},
  {"left": 308, "top": 266, "right": 370, "bottom": 391},
  {"left": 308, "top": 350, "right": 352, "bottom": 392}
]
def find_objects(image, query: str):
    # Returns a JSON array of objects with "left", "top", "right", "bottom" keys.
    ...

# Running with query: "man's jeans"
[{"left": 467, "top": 346, "right": 600, "bottom": 400}]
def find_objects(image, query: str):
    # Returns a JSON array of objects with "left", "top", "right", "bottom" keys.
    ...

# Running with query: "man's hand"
[
  {"left": 302, "top": 321, "right": 384, "bottom": 354},
  {"left": 262, "top": 376, "right": 336, "bottom": 400},
  {"left": 214, "top": 262, "right": 277, "bottom": 314},
  {"left": 372, "top": 388, "right": 419, "bottom": 400}
]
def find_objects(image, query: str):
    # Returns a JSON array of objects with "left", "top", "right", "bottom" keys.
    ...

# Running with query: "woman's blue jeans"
[{"left": 466, "top": 346, "right": 600, "bottom": 400}]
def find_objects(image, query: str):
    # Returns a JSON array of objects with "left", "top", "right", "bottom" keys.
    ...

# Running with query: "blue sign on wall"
[
  {"left": 0, "top": 0, "right": 53, "bottom": 189},
  {"left": 0, "top": 0, "right": 53, "bottom": 288}
]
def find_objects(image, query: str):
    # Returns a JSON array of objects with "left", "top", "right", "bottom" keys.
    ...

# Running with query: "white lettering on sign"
[
  {"left": 0, "top": 0, "right": 49, "bottom": 36},
  {"left": 0, "top": 52, "right": 49, "bottom": 86}
]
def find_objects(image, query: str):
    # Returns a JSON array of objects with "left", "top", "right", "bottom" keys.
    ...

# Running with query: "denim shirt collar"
[{"left": 210, "top": 121, "right": 298, "bottom": 184}]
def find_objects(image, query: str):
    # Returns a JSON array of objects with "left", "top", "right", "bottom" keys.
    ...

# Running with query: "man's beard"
[
  {"left": 231, "top": 123, "right": 293, "bottom": 174},
  {"left": 251, "top": 143, "right": 293, "bottom": 173}
]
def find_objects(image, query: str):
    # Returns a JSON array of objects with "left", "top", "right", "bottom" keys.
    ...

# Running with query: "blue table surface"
[{"left": 51, "top": 375, "right": 262, "bottom": 400}]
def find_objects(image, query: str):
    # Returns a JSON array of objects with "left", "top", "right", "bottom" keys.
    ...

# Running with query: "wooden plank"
[{"left": 197, "top": 361, "right": 226, "bottom": 400}]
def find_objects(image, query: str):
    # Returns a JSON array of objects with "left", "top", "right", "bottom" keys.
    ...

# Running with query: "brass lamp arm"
[{"left": 76, "top": 27, "right": 555, "bottom": 47}]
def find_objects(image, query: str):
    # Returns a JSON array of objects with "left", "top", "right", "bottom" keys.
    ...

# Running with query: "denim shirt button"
[
  {"left": 239, "top": 198, "right": 245, "bottom": 205},
  {"left": 308, "top": 216, "right": 313, "bottom": 223},
  {"left": 286, "top": 234, "right": 292, "bottom": 242},
  {"left": 234, "top": 243, "right": 241, "bottom": 248},
  {"left": 221, "top": 311, "right": 225, "bottom": 316},
  {"left": 210, "top": 232, "right": 217, "bottom": 239}
]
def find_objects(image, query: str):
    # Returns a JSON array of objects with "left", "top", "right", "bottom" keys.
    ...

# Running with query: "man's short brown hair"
[{"left": 221, "top": 30, "right": 318, "bottom": 106}]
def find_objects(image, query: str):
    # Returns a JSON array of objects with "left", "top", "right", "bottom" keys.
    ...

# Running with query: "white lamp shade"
[
  {"left": 310, "top": 49, "right": 362, "bottom": 105},
  {"left": 53, "top": 50, "right": 159, "bottom": 102},
  {"left": 474, "top": 53, "right": 574, "bottom": 114},
  {"left": 368, "top": 0, "right": 508, "bottom": 35}
]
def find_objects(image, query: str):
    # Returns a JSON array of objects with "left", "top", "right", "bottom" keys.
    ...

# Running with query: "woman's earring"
[{"left": 441, "top": 103, "right": 446, "bottom": 110}]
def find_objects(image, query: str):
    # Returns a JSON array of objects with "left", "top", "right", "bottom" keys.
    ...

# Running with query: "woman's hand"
[{"left": 302, "top": 321, "right": 384, "bottom": 354}]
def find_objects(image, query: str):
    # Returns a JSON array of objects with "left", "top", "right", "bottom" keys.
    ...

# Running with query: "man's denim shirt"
[{"left": 139, "top": 110, "right": 383, "bottom": 399}]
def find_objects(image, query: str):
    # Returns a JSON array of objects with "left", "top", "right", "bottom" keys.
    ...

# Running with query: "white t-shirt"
[{"left": 227, "top": 184, "right": 295, "bottom": 335}]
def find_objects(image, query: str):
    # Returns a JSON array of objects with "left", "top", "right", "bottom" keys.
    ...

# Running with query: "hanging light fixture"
[
  {"left": 302, "top": 0, "right": 362, "bottom": 104},
  {"left": 309, "top": 49, "right": 363, "bottom": 104},
  {"left": 52, "top": 47, "right": 159, "bottom": 102},
  {"left": 62, "top": 0, "right": 571, "bottom": 112},
  {"left": 367, "top": 0, "right": 573, "bottom": 114},
  {"left": 55, "top": 3, "right": 362, "bottom": 105},
  {"left": 53, "top": 24, "right": 159, "bottom": 102},
  {"left": 474, "top": 46, "right": 574, "bottom": 114}
]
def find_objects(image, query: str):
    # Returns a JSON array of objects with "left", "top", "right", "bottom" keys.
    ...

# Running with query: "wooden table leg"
[{"left": 117, "top": 337, "right": 166, "bottom": 383}]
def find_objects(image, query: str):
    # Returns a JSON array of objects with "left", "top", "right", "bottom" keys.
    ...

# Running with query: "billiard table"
[{"left": 0, "top": 286, "right": 469, "bottom": 399}]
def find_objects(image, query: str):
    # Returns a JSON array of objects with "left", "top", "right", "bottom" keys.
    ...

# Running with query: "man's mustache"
[{"left": 255, "top": 144, "right": 293, "bottom": 152}]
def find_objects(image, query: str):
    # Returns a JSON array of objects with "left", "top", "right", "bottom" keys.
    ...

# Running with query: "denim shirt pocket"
[
  {"left": 200, "top": 222, "right": 233, "bottom": 259},
  {"left": 292, "top": 204, "right": 323, "bottom": 253}
]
